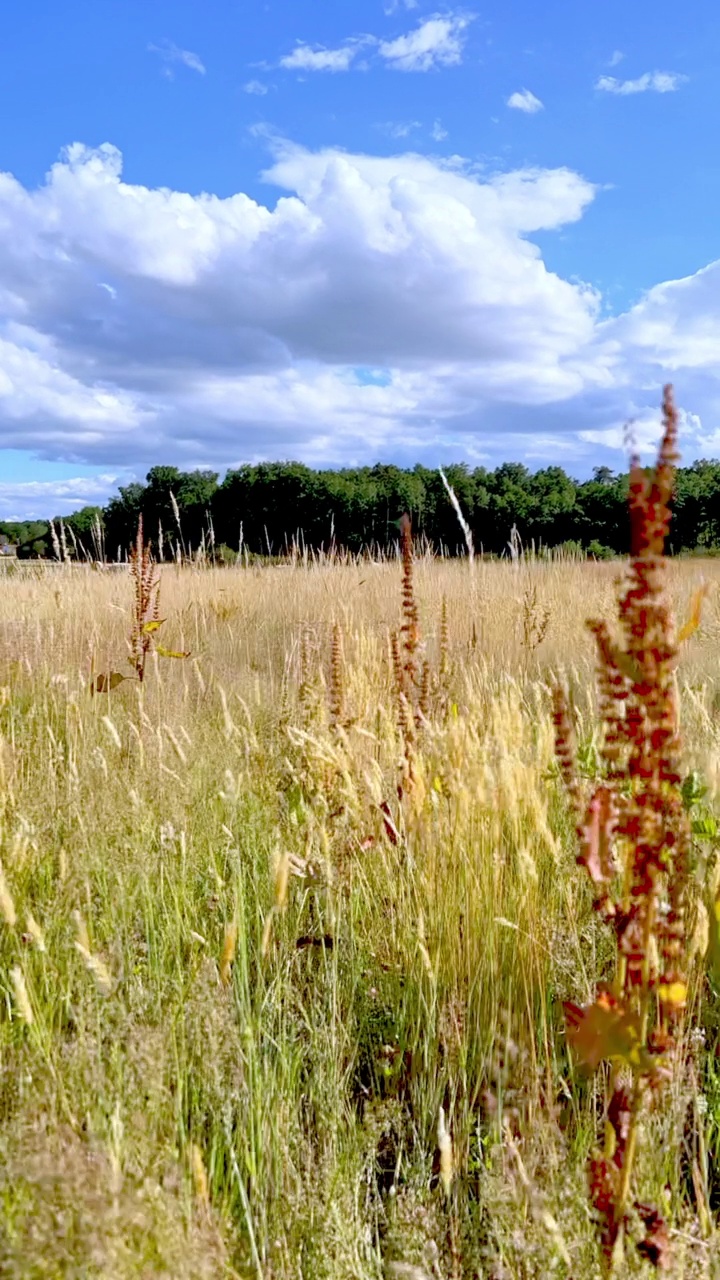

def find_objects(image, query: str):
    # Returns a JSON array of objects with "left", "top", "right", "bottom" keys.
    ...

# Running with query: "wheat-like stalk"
[
  {"left": 439, "top": 595, "right": 449, "bottom": 681},
  {"left": 329, "top": 622, "right": 345, "bottom": 728},
  {"left": 399, "top": 513, "right": 420, "bottom": 687}
]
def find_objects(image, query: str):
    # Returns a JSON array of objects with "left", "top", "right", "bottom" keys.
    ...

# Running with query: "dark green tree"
[{"left": 51, "top": 453, "right": 720, "bottom": 562}]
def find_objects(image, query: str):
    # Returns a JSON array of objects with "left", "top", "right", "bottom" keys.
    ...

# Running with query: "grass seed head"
[
  {"left": 189, "top": 1142, "right": 210, "bottom": 1212},
  {"left": 219, "top": 920, "right": 238, "bottom": 986},
  {"left": 329, "top": 621, "right": 345, "bottom": 727},
  {"left": 437, "top": 1106, "right": 454, "bottom": 1196},
  {"left": 25, "top": 913, "right": 45, "bottom": 952},
  {"left": 10, "top": 966, "right": 33, "bottom": 1025},
  {"left": 0, "top": 862, "right": 16, "bottom": 928},
  {"left": 74, "top": 942, "right": 113, "bottom": 996}
]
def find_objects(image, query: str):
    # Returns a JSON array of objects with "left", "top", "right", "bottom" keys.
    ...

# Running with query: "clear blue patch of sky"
[
  {"left": 353, "top": 367, "right": 393, "bottom": 386},
  {"left": 0, "top": 451, "right": 119, "bottom": 484}
]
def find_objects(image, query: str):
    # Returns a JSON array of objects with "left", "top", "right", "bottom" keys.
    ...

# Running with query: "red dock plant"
[
  {"left": 129, "top": 515, "right": 162, "bottom": 684},
  {"left": 90, "top": 516, "right": 189, "bottom": 694},
  {"left": 554, "top": 386, "right": 697, "bottom": 1274}
]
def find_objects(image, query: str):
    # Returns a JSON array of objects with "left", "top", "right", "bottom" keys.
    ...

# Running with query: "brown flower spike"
[{"left": 556, "top": 386, "right": 691, "bottom": 1274}]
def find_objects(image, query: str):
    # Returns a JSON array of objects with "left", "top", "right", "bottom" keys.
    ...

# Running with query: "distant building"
[{"left": 0, "top": 542, "right": 18, "bottom": 558}]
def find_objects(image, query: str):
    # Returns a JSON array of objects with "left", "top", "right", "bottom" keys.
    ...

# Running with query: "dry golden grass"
[{"left": 0, "top": 551, "right": 719, "bottom": 1276}]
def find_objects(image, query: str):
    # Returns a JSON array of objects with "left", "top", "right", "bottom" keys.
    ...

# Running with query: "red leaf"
[
  {"left": 634, "top": 1202, "right": 671, "bottom": 1270},
  {"left": 379, "top": 801, "right": 400, "bottom": 846},
  {"left": 608, "top": 1084, "right": 632, "bottom": 1165},
  {"left": 579, "top": 786, "right": 617, "bottom": 887}
]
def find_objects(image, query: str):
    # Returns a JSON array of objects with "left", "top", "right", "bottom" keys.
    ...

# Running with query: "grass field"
[{"left": 1, "top": 549, "right": 720, "bottom": 1277}]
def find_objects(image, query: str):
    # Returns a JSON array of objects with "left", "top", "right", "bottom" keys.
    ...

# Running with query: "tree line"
[{"left": 4, "top": 458, "right": 720, "bottom": 560}]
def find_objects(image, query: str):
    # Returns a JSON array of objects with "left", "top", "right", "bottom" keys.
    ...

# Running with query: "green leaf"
[
  {"left": 706, "top": 895, "right": 720, "bottom": 987},
  {"left": 156, "top": 645, "right": 191, "bottom": 660},
  {"left": 682, "top": 770, "right": 708, "bottom": 810},
  {"left": 612, "top": 647, "right": 644, "bottom": 685},
  {"left": 90, "top": 672, "right": 126, "bottom": 695},
  {"left": 692, "top": 814, "right": 718, "bottom": 840},
  {"left": 141, "top": 618, "right": 165, "bottom": 635}
]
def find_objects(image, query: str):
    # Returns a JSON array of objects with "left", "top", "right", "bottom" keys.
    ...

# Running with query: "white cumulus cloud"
[
  {"left": 579, "top": 407, "right": 702, "bottom": 454},
  {"left": 596, "top": 70, "right": 687, "bottom": 95},
  {"left": 378, "top": 13, "right": 474, "bottom": 71},
  {"left": 279, "top": 41, "right": 362, "bottom": 72},
  {"left": 507, "top": 89, "right": 544, "bottom": 114},
  {"left": 0, "top": 330, "right": 145, "bottom": 436},
  {"left": 0, "top": 140, "right": 599, "bottom": 476},
  {"left": 0, "top": 138, "right": 719, "bottom": 506}
]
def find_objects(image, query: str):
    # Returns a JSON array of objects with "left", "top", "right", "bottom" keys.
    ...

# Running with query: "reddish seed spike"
[{"left": 558, "top": 386, "right": 691, "bottom": 1267}]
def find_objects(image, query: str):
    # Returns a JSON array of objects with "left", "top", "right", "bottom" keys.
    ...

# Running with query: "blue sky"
[{"left": 0, "top": 0, "right": 719, "bottom": 517}]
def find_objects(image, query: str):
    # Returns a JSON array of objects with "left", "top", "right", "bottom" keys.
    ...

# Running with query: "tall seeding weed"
[{"left": 555, "top": 386, "right": 708, "bottom": 1273}]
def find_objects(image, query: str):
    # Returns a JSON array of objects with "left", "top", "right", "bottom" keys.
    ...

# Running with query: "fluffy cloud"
[
  {"left": 507, "top": 89, "right": 544, "bottom": 114},
  {"left": 378, "top": 14, "right": 474, "bottom": 71},
  {"left": 0, "top": 330, "right": 145, "bottom": 442},
  {"left": 279, "top": 13, "right": 474, "bottom": 75},
  {"left": 596, "top": 70, "right": 687, "bottom": 95},
  {"left": 279, "top": 42, "right": 361, "bottom": 72},
  {"left": 597, "top": 262, "right": 720, "bottom": 371},
  {"left": 0, "top": 141, "right": 597, "bottom": 371},
  {"left": 571, "top": 264, "right": 720, "bottom": 461},
  {"left": 578, "top": 406, "right": 703, "bottom": 454},
  {"left": 0, "top": 138, "right": 718, "bottom": 512}
]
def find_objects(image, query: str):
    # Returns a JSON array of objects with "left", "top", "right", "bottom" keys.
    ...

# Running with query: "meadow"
[{"left": 1, "top": 514, "right": 720, "bottom": 1275}]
